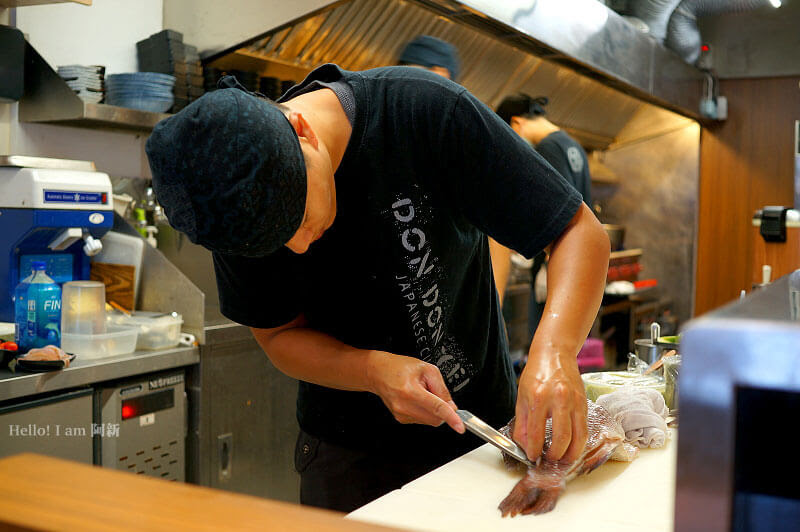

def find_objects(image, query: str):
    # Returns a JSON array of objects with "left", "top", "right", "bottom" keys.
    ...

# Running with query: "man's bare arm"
[
  {"left": 250, "top": 317, "right": 464, "bottom": 433},
  {"left": 489, "top": 237, "right": 513, "bottom": 306},
  {"left": 512, "top": 203, "right": 610, "bottom": 462}
]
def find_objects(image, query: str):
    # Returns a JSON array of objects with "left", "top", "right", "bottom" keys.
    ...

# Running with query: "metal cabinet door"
[
  {"left": 0, "top": 389, "right": 93, "bottom": 464},
  {"left": 188, "top": 324, "right": 300, "bottom": 502}
]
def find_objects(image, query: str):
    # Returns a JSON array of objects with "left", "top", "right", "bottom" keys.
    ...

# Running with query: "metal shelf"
[
  {"left": 0, "top": 0, "right": 90, "bottom": 6},
  {"left": 19, "top": 40, "right": 170, "bottom": 132},
  {"left": 610, "top": 248, "right": 643, "bottom": 260},
  {"left": 22, "top": 101, "right": 171, "bottom": 132}
]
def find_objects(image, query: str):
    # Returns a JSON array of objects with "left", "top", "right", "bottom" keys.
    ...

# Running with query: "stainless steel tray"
[{"left": 0, "top": 155, "right": 96, "bottom": 171}]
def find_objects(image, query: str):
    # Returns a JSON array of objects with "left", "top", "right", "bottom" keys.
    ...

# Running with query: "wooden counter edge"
[{"left": 0, "top": 453, "right": 410, "bottom": 532}]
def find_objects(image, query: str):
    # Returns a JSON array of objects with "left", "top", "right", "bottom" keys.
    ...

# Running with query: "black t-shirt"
[
  {"left": 536, "top": 130, "right": 592, "bottom": 207},
  {"left": 212, "top": 64, "right": 582, "bottom": 457}
]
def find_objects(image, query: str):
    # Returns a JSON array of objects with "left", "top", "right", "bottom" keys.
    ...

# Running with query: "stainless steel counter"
[{"left": 0, "top": 346, "right": 199, "bottom": 402}]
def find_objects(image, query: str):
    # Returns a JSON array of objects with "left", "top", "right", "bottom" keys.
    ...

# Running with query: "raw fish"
[
  {"left": 19, "top": 345, "right": 72, "bottom": 367},
  {"left": 498, "top": 400, "right": 638, "bottom": 516}
]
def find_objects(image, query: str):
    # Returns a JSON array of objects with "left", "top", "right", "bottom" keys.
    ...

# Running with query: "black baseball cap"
[
  {"left": 398, "top": 35, "right": 460, "bottom": 81},
  {"left": 496, "top": 94, "right": 549, "bottom": 124},
  {"left": 145, "top": 82, "right": 306, "bottom": 257}
]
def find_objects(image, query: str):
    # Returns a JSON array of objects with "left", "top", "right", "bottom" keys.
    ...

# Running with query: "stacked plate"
[
  {"left": 136, "top": 29, "right": 185, "bottom": 74},
  {"left": 137, "top": 29, "right": 205, "bottom": 112},
  {"left": 105, "top": 72, "right": 175, "bottom": 113},
  {"left": 203, "top": 67, "right": 223, "bottom": 93},
  {"left": 57, "top": 65, "right": 105, "bottom": 104}
]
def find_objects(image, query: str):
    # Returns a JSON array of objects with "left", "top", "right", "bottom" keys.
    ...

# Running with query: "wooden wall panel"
[{"left": 695, "top": 77, "right": 800, "bottom": 316}]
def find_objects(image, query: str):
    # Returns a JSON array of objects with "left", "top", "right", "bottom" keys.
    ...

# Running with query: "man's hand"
[
  {"left": 251, "top": 320, "right": 464, "bottom": 434},
  {"left": 366, "top": 351, "right": 465, "bottom": 434},
  {"left": 509, "top": 204, "right": 608, "bottom": 464},
  {"left": 513, "top": 353, "right": 588, "bottom": 463}
]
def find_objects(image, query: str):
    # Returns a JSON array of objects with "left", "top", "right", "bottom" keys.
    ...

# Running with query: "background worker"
[
  {"left": 397, "top": 34, "right": 459, "bottom": 81},
  {"left": 494, "top": 93, "right": 594, "bottom": 338}
]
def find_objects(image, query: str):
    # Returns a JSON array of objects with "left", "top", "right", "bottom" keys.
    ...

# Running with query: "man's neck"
[
  {"left": 284, "top": 89, "right": 352, "bottom": 171},
  {"left": 531, "top": 119, "right": 561, "bottom": 144}
]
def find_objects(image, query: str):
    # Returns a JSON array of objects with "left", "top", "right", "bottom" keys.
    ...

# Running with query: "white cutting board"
[
  {"left": 348, "top": 432, "right": 677, "bottom": 532},
  {"left": 92, "top": 231, "right": 144, "bottom": 301}
]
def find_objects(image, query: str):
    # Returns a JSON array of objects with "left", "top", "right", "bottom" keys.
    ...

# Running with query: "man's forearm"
[
  {"left": 530, "top": 203, "right": 609, "bottom": 358},
  {"left": 489, "top": 237, "right": 512, "bottom": 305},
  {"left": 250, "top": 321, "right": 466, "bottom": 432},
  {"left": 251, "top": 324, "right": 376, "bottom": 392},
  {"left": 514, "top": 204, "right": 607, "bottom": 462}
]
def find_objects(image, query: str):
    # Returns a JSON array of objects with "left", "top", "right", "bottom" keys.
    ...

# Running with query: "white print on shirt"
[
  {"left": 567, "top": 146, "right": 584, "bottom": 173},
  {"left": 391, "top": 195, "right": 472, "bottom": 393}
]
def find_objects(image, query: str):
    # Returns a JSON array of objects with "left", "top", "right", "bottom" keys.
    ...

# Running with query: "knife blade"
[{"left": 456, "top": 409, "right": 536, "bottom": 467}]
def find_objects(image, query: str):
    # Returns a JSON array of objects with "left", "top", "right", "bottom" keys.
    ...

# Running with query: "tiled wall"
[{"left": 594, "top": 123, "right": 701, "bottom": 326}]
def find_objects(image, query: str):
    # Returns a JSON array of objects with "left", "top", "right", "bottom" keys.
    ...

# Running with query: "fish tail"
[
  {"left": 498, "top": 476, "right": 543, "bottom": 517},
  {"left": 524, "top": 487, "right": 562, "bottom": 515}
]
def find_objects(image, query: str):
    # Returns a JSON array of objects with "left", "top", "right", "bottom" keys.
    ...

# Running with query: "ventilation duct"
[
  {"left": 629, "top": 0, "right": 684, "bottom": 41},
  {"left": 629, "top": 0, "right": 776, "bottom": 64},
  {"left": 666, "top": 0, "right": 774, "bottom": 63}
]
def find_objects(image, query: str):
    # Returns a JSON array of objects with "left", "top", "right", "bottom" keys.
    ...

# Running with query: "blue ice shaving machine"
[{"left": 0, "top": 156, "right": 113, "bottom": 322}]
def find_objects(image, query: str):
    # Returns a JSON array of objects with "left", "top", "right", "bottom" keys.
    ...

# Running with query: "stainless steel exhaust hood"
[
  {"left": 421, "top": 0, "right": 705, "bottom": 119},
  {"left": 168, "top": 0, "right": 703, "bottom": 149}
]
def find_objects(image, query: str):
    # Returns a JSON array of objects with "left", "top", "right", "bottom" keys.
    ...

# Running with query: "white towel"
[{"left": 596, "top": 387, "right": 669, "bottom": 448}]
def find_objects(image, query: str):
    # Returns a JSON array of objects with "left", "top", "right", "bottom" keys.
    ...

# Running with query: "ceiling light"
[{"left": 769, "top": 0, "right": 781, "bottom": 7}]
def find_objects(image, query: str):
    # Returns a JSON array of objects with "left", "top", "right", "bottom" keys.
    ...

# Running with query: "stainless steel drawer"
[{"left": 0, "top": 388, "right": 94, "bottom": 464}]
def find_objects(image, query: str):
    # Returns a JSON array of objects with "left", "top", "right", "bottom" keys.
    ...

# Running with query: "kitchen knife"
[{"left": 456, "top": 409, "right": 536, "bottom": 467}]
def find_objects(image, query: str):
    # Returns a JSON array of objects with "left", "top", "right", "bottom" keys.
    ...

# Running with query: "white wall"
[
  {"left": 3, "top": 0, "right": 323, "bottom": 178},
  {"left": 163, "top": 0, "right": 331, "bottom": 57},
  {"left": 2, "top": 1, "right": 163, "bottom": 178},
  {"left": 15, "top": 0, "right": 162, "bottom": 74}
]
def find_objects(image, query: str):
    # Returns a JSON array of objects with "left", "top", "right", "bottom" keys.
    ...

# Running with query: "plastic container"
[
  {"left": 61, "top": 281, "right": 107, "bottom": 335},
  {"left": 582, "top": 371, "right": 667, "bottom": 403},
  {"left": 14, "top": 261, "right": 62, "bottom": 351},
  {"left": 663, "top": 355, "right": 682, "bottom": 411},
  {"left": 93, "top": 231, "right": 145, "bottom": 300},
  {"left": 61, "top": 326, "right": 138, "bottom": 359},
  {"left": 108, "top": 311, "right": 183, "bottom": 350},
  {"left": 577, "top": 338, "right": 605, "bottom": 372}
]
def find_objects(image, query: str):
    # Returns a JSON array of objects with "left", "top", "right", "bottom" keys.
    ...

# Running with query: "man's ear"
[
  {"left": 287, "top": 111, "right": 319, "bottom": 150},
  {"left": 510, "top": 116, "right": 523, "bottom": 133}
]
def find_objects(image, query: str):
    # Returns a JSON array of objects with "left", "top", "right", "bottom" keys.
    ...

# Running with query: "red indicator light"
[
  {"left": 121, "top": 404, "right": 136, "bottom": 419},
  {"left": 101, "top": 192, "right": 108, "bottom": 203},
  {"left": 701, "top": 44, "right": 710, "bottom": 52}
]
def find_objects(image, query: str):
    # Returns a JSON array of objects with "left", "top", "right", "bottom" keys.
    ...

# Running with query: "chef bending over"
[{"left": 145, "top": 62, "right": 609, "bottom": 512}]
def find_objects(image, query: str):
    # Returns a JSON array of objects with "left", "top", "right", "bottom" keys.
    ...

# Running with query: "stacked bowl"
[
  {"left": 105, "top": 72, "right": 175, "bottom": 113},
  {"left": 57, "top": 65, "right": 105, "bottom": 104}
]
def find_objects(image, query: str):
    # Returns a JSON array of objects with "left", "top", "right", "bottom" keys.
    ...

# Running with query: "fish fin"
[
  {"left": 526, "top": 487, "right": 562, "bottom": 515},
  {"left": 498, "top": 470, "right": 542, "bottom": 517},
  {"left": 499, "top": 468, "right": 566, "bottom": 517},
  {"left": 611, "top": 442, "right": 640, "bottom": 462},
  {"left": 569, "top": 438, "right": 621, "bottom": 478},
  {"left": 499, "top": 480, "right": 541, "bottom": 517},
  {"left": 502, "top": 452, "right": 528, "bottom": 471}
]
